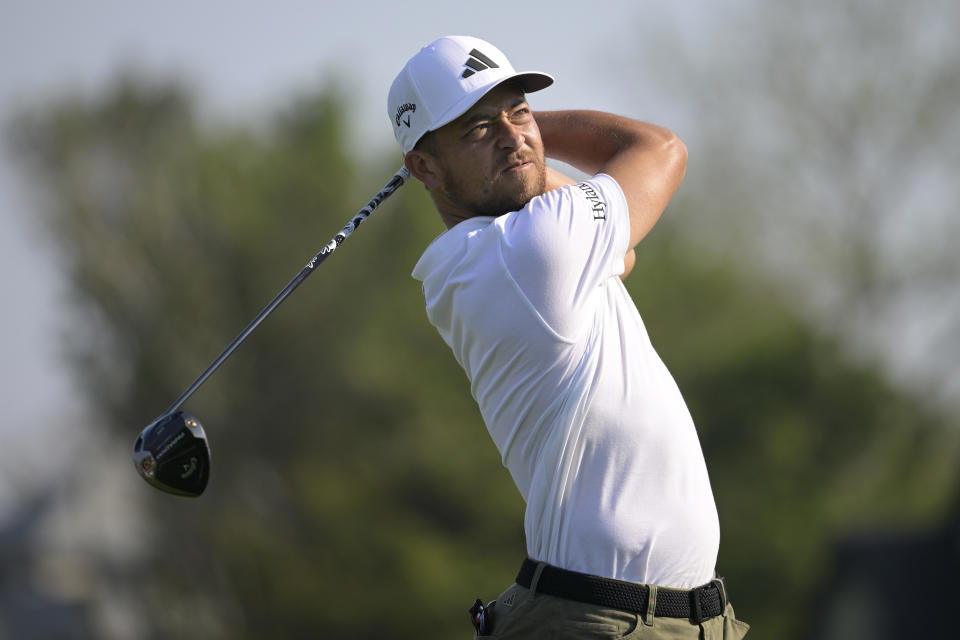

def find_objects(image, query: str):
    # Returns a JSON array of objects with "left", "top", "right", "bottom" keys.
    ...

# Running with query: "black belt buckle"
[{"left": 689, "top": 580, "right": 724, "bottom": 624}]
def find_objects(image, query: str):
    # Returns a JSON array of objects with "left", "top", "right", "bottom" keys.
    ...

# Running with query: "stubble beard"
[{"left": 442, "top": 155, "right": 547, "bottom": 218}]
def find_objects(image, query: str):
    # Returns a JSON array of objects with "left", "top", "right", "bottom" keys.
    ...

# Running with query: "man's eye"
[{"left": 467, "top": 124, "right": 489, "bottom": 139}]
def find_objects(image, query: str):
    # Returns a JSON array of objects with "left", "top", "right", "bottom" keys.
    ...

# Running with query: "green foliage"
[
  {"left": 627, "top": 229, "right": 959, "bottom": 638},
  {"left": 12, "top": 77, "right": 958, "bottom": 639}
]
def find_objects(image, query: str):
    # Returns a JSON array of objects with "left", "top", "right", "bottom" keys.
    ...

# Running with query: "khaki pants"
[{"left": 476, "top": 574, "right": 750, "bottom": 639}]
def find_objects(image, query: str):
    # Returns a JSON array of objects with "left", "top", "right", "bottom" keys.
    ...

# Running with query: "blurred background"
[{"left": 1, "top": 1, "right": 958, "bottom": 638}]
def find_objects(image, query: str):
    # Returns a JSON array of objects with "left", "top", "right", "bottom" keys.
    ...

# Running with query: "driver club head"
[{"left": 133, "top": 411, "right": 210, "bottom": 497}]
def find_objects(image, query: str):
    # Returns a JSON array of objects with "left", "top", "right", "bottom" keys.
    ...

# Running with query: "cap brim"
[
  {"left": 512, "top": 71, "right": 554, "bottom": 94},
  {"left": 428, "top": 71, "right": 555, "bottom": 138}
]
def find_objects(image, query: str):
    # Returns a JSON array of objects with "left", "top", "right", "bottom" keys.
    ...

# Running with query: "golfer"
[{"left": 389, "top": 36, "right": 749, "bottom": 638}]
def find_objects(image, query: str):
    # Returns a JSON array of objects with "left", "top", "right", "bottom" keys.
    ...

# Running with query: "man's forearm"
[{"left": 535, "top": 110, "right": 679, "bottom": 176}]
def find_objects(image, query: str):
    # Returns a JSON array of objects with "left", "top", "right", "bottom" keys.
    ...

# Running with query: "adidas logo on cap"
[{"left": 461, "top": 48, "right": 500, "bottom": 79}]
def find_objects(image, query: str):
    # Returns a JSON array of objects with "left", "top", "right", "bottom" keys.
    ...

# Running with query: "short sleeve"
[{"left": 495, "top": 174, "right": 630, "bottom": 339}]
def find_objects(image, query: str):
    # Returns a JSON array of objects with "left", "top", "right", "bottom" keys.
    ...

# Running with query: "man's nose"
[{"left": 495, "top": 118, "right": 525, "bottom": 149}]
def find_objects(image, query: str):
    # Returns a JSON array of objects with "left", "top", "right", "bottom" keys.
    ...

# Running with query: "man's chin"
[
  {"left": 483, "top": 186, "right": 543, "bottom": 216},
  {"left": 444, "top": 165, "right": 546, "bottom": 217},
  {"left": 492, "top": 168, "right": 546, "bottom": 213}
]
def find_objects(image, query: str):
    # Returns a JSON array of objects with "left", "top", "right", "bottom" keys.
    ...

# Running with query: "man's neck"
[
  {"left": 439, "top": 210, "right": 481, "bottom": 230},
  {"left": 431, "top": 192, "right": 485, "bottom": 230}
]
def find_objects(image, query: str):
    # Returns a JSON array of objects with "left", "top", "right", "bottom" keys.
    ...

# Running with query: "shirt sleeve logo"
[{"left": 574, "top": 182, "right": 607, "bottom": 220}]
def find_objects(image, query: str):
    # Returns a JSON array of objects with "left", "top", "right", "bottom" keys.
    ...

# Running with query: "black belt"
[{"left": 516, "top": 559, "right": 725, "bottom": 623}]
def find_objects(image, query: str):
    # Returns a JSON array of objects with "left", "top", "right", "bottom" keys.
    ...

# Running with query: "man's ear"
[{"left": 404, "top": 150, "right": 442, "bottom": 190}]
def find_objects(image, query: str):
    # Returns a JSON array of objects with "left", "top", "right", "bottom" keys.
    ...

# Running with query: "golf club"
[{"left": 133, "top": 166, "right": 412, "bottom": 496}]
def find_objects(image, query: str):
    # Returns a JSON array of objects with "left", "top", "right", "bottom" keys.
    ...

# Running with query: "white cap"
[{"left": 388, "top": 36, "right": 554, "bottom": 154}]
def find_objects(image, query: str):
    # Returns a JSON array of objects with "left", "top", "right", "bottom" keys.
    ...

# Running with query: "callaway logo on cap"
[{"left": 388, "top": 35, "right": 554, "bottom": 154}]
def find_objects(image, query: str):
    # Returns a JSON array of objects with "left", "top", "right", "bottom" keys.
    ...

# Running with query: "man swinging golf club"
[{"left": 391, "top": 36, "right": 749, "bottom": 638}]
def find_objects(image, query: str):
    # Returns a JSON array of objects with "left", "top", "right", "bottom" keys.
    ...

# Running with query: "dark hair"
[{"left": 413, "top": 129, "right": 437, "bottom": 155}]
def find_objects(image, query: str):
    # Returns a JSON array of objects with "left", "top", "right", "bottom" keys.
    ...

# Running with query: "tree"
[
  {"left": 618, "top": 0, "right": 960, "bottom": 410},
  {"left": 12, "top": 72, "right": 957, "bottom": 638}
]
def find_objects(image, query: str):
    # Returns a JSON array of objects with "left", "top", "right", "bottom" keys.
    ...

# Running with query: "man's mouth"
[{"left": 502, "top": 158, "right": 532, "bottom": 174}]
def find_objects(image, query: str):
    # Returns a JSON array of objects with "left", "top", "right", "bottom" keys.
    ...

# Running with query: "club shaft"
[{"left": 163, "top": 166, "right": 411, "bottom": 415}]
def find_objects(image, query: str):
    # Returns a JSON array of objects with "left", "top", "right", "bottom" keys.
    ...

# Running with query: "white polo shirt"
[{"left": 412, "top": 174, "right": 719, "bottom": 588}]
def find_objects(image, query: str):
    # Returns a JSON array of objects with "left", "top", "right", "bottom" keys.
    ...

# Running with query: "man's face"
[{"left": 426, "top": 83, "right": 546, "bottom": 217}]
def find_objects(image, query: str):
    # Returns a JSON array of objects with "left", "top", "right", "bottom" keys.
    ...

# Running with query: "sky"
[{"left": 0, "top": 0, "right": 703, "bottom": 514}]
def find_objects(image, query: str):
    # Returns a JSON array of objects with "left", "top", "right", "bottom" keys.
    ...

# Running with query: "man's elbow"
[
  {"left": 664, "top": 132, "right": 688, "bottom": 183},
  {"left": 632, "top": 124, "right": 687, "bottom": 184}
]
